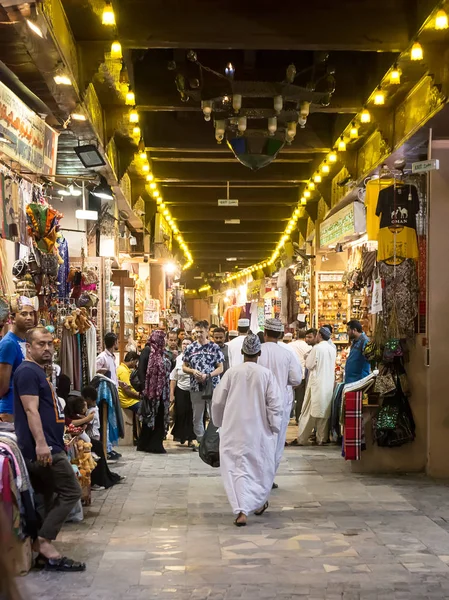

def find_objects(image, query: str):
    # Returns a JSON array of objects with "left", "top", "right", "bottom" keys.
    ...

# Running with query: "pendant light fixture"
[
  {"left": 125, "top": 87, "right": 135, "bottom": 106},
  {"left": 411, "top": 41, "right": 423, "bottom": 61},
  {"left": 321, "top": 161, "right": 330, "bottom": 174},
  {"left": 132, "top": 126, "right": 141, "bottom": 138},
  {"left": 435, "top": 9, "right": 448, "bottom": 29},
  {"left": 111, "top": 41, "right": 122, "bottom": 59},
  {"left": 304, "top": 190, "right": 311, "bottom": 199},
  {"left": 102, "top": 1, "right": 115, "bottom": 26},
  {"left": 350, "top": 122, "right": 359, "bottom": 139},
  {"left": 360, "top": 108, "right": 371, "bottom": 123},
  {"left": 338, "top": 137, "right": 346, "bottom": 151},
  {"left": 390, "top": 64, "right": 401, "bottom": 85},
  {"left": 129, "top": 109, "right": 139, "bottom": 123},
  {"left": 313, "top": 173, "right": 322, "bottom": 183},
  {"left": 300, "top": 197, "right": 307, "bottom": 205},
  {"left": 308, "top": 181, "right": 316, "bottom": 191},
  {"left": 328, "top": 151, "right": 337, "bottom": 162},
  {"left": 374, "top": 86, "right": 385, "bottom": 105}
]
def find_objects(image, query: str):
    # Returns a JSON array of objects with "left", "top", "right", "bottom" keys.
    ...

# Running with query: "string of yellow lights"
[
  {"left": 223, "top": 4, "right": 447, "bottom": 287},
  {"left": 101, "top": 1, "right": 193, "bottom": 270}
]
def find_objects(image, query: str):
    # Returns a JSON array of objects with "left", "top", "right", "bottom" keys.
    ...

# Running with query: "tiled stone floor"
[{"left": 20, "top": 426, "right": 449, "bottom": 599}]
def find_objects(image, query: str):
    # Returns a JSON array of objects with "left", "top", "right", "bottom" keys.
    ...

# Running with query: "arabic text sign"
[{"left": 0, "top": 82, "right": 58, "bottom": 174}]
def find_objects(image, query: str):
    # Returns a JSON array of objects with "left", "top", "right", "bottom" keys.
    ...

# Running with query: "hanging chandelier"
[{"left": 169, "top": 52, "right": 337, "bottom": 170}]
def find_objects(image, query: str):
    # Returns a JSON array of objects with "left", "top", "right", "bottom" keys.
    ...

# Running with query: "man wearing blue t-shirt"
[
  {"left": 14, "top": 327, "right": 85, "bottom": 571},
  {"left": 0, "top": 297, "right": 36, "bottom": 421}
]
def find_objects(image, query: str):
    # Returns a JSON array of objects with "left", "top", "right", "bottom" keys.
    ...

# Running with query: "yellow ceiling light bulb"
[
  {"left": 153, "top": 191, "right": 160, "bottom": 199},
  {"left": 146, "top": 173, "right": 154, "bottom": 182},
  {"left": 304, "top": 190, "right": 311, "bottom": 198},
  {"left": 132, "top": 126, "right": 141, "bottom": 138},
  {"left": 125, "top": 87, "right": 135, "bottom": 106},
  {"left": 350, "top": 122, "right": 359, "bottom": 139},
  {"left": 156, "top": 197, "right": 162, "bottom": 205},
  {"left": 308, "top": 181, "right": 315, "bottom": 191},
  {"left": 390, "top": 65, "right": 401, "bottom": 85},
  {"left": 163, "top": 209, "right": 169, "bottom": 216},
  {"left": 435, "top": 9, "right": 448, "bottom": 29},
  {"left": 102, "top": 1, "right": 115, "bottom": 25},
  {"left": 337, "top": 137, "right": 346, "bottom": 152},
  {"left": 129, "top": 109, "right": 139, "bottom": 123},
  {"left": 360, "top": 108, "right": 371, "bottom": 123},
  {"left": 111, "top": 41, "right": 122, "bottom": 60},
  {"left": 139, "top": 151, "right": 147, "bottom": 161},
  {"left": 142, "top": 163, "right": 150, "bottom": 173},
  {"left": 374, "top": 86, "right": 385, "bottom": 105},
  {"left": 328, "top": 151, "right": 337, "bottom": 162},
  {"left": 411, "top": 41, "right": 423, "bottom": 61},
  {"left": 313, "top": 173, "right": 322, "bottom": 183},
  {"left": 149, "top": 182, "right": 157, "bottom": 190},
  {"left": 321, "top": 161, "right": 330, "bottom": 174},
  {"left": 300, "top": 197, "right": 307, "bottom": 205}
]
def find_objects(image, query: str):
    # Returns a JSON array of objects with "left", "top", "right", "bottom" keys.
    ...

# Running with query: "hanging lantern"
[
  {"left": 390, "top": 65, "right": 401, "bottom": 85},
  {"left": 125, "top": 87, "right": 135, "bottom": 106},
  {"left": 350, "top": 122, "right": 359, "bottom": 139},
  {"left": 111, "top": 41, "right": 122, "bottom": 60},
  {"left": 129, "top": 109, "right": 139, "bottom": 123},
  {"left": 102, "top": 1, "right": 115, "bottom": 25},
  {"left": 411, "top": 41, "right": 423, "bottom": 61},
  {"left": 374, "top": 86, "right": 385, "bottom": 106},
  {"left": 337, "top": 137, "right": 346, "bottom": 152},
  {"left": 360, "top": 108, "right": 371, "bottom": 124}
]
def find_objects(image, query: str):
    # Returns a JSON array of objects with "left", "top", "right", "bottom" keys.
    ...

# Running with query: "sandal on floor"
[
  {"left": 288, "top": 439, "right": 301, "bottom": 446},
  {"left": 254, "top": 502, "right": 269, "bottom": 516},
  {"left": 233, "top": 518, "right": 247, "bottom": 527},
  {"left": 44, "top": 556, "right": 86, "bottom": 572}
]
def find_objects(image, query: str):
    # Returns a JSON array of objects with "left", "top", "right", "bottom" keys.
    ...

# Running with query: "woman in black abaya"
[{"left": 137, "top": 330, "right": 171, "bottom": 454}]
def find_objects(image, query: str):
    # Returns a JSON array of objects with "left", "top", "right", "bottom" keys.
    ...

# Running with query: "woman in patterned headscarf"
[{"left": 137, "top": 330, "right": 171, "bottom": 454}]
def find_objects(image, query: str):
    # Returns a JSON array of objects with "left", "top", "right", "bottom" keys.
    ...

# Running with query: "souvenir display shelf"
[
  {"left": 317, "top": 272, "right": 350, "bottom": 340},
  {"left": 111, "top": 270, "right": 135, "bottom": 362}
]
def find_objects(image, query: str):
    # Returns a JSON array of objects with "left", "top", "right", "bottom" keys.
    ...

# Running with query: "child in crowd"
[
  {"left": 65, "top": 396, "right": 94, "bottom": 444},
  {"left": 82, "top": 385, "right": 101, "bottom": 441}
]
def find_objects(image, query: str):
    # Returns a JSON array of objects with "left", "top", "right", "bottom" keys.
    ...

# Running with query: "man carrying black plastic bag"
[
  {"left": 199, "top": 416, "right": 220, "bottom": 468},
  {"left": 211, "top": 334, "right": 282, "bottom": 527}
]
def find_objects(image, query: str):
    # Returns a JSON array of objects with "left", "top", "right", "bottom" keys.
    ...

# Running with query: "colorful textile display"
[
  {"left": 26, "top": 203, "right": 62, "bottom": 254},
  {"left": 343, "top": 391, "right": 363, "bottom": 461}
]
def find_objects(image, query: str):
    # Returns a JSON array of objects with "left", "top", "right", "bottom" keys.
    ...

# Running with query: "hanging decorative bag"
[
  {"left": 374, "top": 366, "right": 396, "bottom": 396},
  {"left": 364, "top": 315, "right": 385, "bottom": 363},
  {"left": 383, "top": 300, "right": 403, "bottom": 362},
  {"left": 376, "top": 401, "right": 399, "bottom": 431}
]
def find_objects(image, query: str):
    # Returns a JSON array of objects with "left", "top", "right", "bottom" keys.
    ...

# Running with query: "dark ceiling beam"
[
  {"left": 172, "top": 206, "right": 292, "bottom": 221},
  {"left": 153, "top": 162, "right": 311, "bottom": 183},
  {"left": 162, "top": 186, "right": 298, "bottom": 202},
  {"left": 108, "top": 0, "right": 412, "bottom": 51},
  {"left": 151, "top": 156, "right": 312, "bottom": 164},
  {"left": 138, "top": 103, "right": 361, "bottom": 115},
  {"left": 185, "top": 234, "right": 280, "bottom": 243},
  {"left": 178, "top": 221, "right": 285, "bottom": 233},
  {"left": 147, "top": 147, "right": 330, "bottom": 154}
]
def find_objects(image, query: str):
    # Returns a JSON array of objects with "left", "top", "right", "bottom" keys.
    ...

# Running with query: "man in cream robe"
[
  {"left": 212, "top": 334, "right": 282, "bottom": 526},
  {"left": 297, "top": 327, "right": 337, "bottom": 445},
  {"left": 258, "top": 319, "right": 303, "bottom": 472},
  {"left": 226, "top": 318, "right": 250, "bottom": 367}
]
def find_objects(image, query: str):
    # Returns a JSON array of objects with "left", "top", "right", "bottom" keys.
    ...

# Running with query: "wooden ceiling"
[{"left": 0, "top": 0, "right": 441, "bottom": 282}]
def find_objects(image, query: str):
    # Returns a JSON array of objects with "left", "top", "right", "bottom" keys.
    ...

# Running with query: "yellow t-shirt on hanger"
[{"left": 365, "top": 179, "right": 394, "bottom": 241}]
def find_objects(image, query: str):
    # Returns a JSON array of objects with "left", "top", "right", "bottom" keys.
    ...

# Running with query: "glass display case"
[{"left": 111, "top": 270, "right": 135, "bottom": 362}]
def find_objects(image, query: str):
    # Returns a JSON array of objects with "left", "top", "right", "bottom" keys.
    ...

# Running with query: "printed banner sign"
[
  {"left": 0, "top": 81, "right": 58, "bottom": 174},
  {"left": 319, "top": 202, "right": 365, "bottom": 248}
]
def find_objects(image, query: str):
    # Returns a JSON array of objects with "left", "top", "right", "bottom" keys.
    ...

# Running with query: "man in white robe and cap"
[
  {"left": 212, "top": 334, "right": 282, "bottom": 527},
  {"left": 297, "top": 327, "right": 337, "bottom": 445},
  {"left": 258, "top": 318, "right": 303, "bottom": 480},
  {"left": 225, "top": 318, "right": 250, "bottom": 368}
]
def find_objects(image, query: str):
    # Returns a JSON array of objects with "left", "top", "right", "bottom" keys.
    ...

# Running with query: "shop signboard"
[
  {"left": 143, "top": 299, "right": 160, "bottom": 324},
  {"left": 319, "top": 202, "right": 365, "bottom": 248},
  {"left": 411, "top": 159, "right": 439, "bottom": 174},
  {"left": 0, "top": 82, "right": 58, "bottom": 175},
  {"left": 218, "top": 199, "right": 239, "bottom": 206}
]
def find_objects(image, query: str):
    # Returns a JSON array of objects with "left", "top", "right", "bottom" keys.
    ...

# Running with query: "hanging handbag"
[
  {"left": 374, "top": 367, "right": 396, "bottom": 396},
  {"left": 199, "top": 417, "right": 220, "bottom": 468}
]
